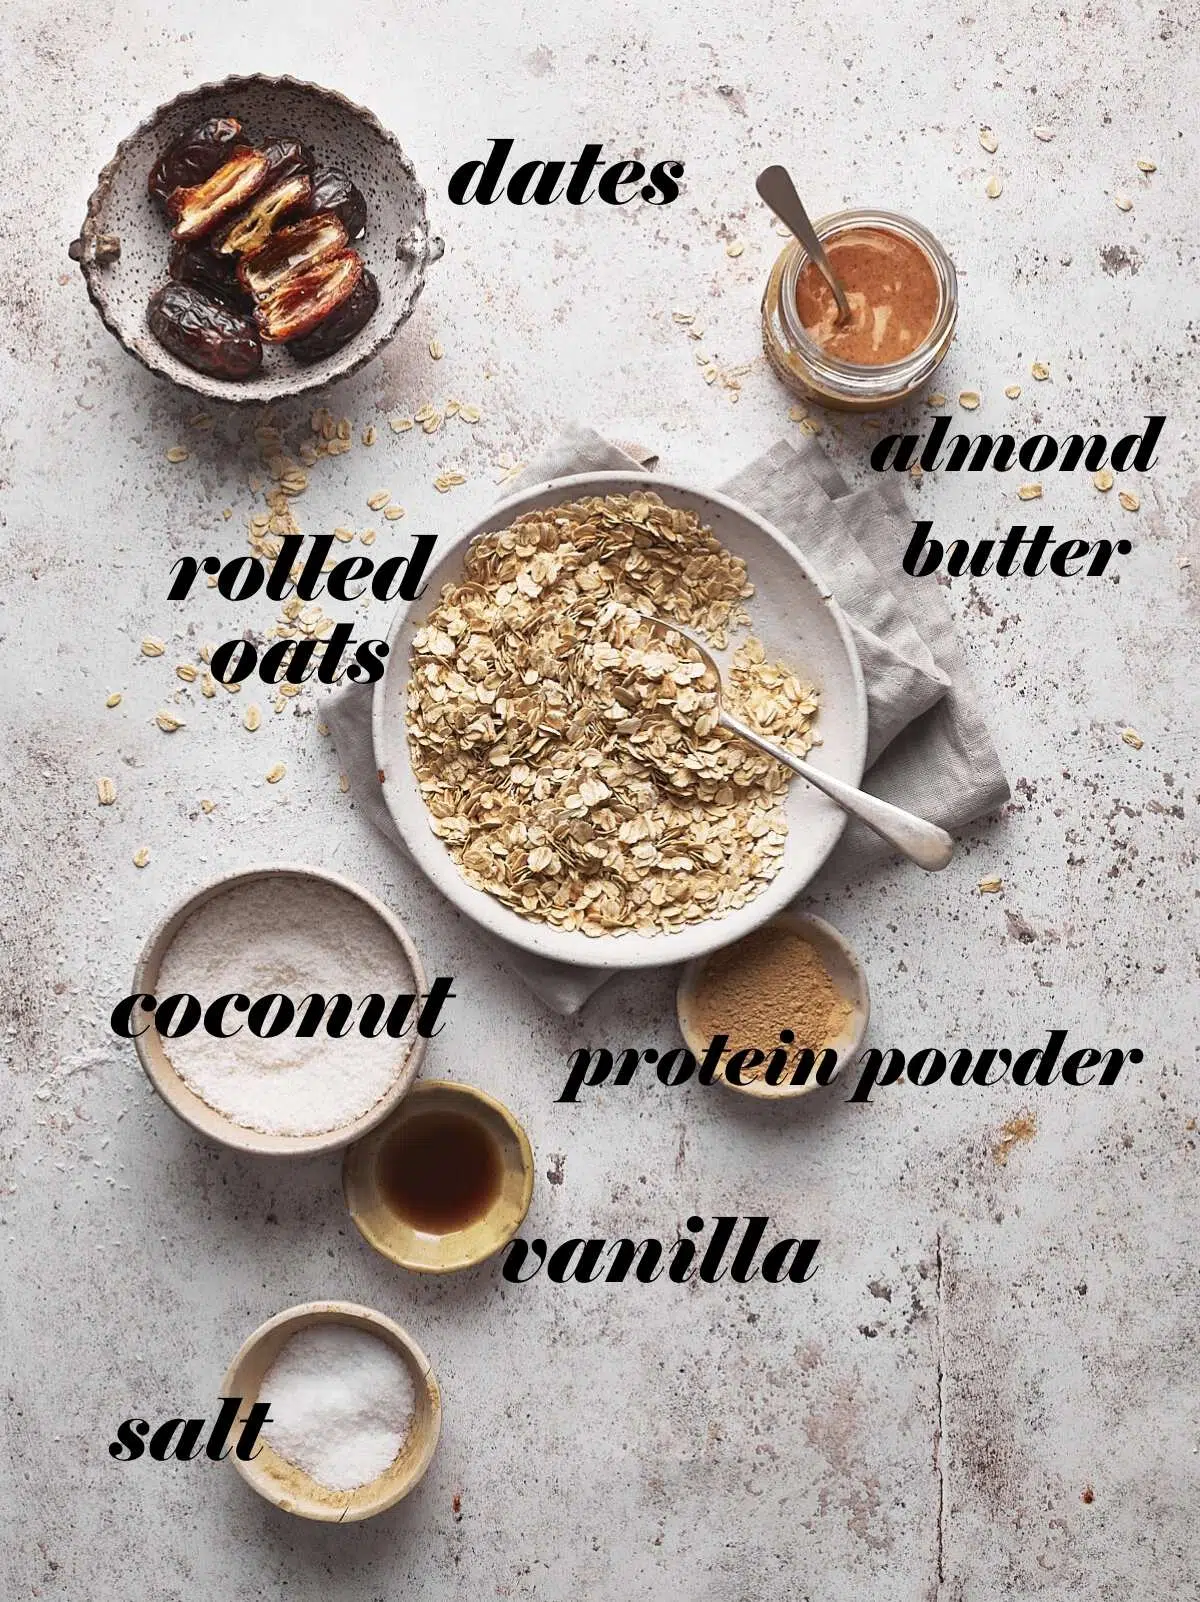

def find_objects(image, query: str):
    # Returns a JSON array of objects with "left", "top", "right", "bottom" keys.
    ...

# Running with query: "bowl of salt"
[{"left": 221, "top": 1300, "right": 441, "bottom": 1520}]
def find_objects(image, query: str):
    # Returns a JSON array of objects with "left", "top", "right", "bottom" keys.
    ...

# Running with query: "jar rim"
[{"left": 777, "top": 209, "right": 958, "bottom": 388}]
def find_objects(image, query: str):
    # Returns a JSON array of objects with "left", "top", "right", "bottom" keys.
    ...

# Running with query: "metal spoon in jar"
[
  {"left": 635, "top": 611, "right": 954, "bottom": 872},
  {"left": 756, "top": 164, "right": 851, "bottom": 325}
]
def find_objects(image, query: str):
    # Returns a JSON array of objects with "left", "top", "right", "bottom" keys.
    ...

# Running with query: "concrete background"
[{"left": 1, "top": 1, "right": 1197, "bottom": 1598}]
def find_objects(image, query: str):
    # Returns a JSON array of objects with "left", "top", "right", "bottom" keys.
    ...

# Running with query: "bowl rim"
[
  {"left": 373, "top": 470, "right": 869, "bottom": 970},
  {"left": 71, "top": 71, "right": 443, "bottom": 403},
  {"left": 131, "top": 861, "right": 429, "bottom": 1156},
  {"left": 342, "top": 1078, "right": 536, "bottom": 1273},
  {"left": 220, "top": 1299, "right": 441, "bottom": 1521},
  {"left": 676, "top": 908, "right": 871, "bottom": 1099}
]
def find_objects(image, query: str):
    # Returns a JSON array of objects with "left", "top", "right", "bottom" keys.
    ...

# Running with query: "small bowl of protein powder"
[
  {"left": 131, "top": 865, "right": 429, "bottom": 1155},
  {"left": 221, "top": 1300, "right": 441, "bottom": 1521}
]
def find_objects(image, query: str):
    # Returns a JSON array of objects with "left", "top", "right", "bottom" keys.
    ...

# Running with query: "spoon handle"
[
  {"left": 755, "top": 165, "right": 851, "bottom": 324},
  {"left": 720, "top": 711, "right": 955, "bottom": 872}
]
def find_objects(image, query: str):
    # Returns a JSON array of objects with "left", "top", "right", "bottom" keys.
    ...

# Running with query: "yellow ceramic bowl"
[
  {"left": 343, "top": 1080, "right": 534, "bottom": 1273},
  {"left": 220, "top": 1301, "right": 441, "bottom": 1522},
  {"left": 676, "top": 911, "right": 870, "bottom": 1100}
]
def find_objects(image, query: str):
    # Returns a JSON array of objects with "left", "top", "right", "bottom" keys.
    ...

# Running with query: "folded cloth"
[{"left": 325, "top": 426, "right": 1009, "bottom": 1013}]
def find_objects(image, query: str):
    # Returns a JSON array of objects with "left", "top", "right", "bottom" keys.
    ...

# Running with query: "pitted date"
[
  {"left": 215, "top": 174, "right": 313, "bottom": 258},
  {"left": 237, "top": 212, "right": 349, "bottom": 300},
  {"left": 147, "top": 282, "right": 263, "bottom": 379},
  {"left": 289, "top": 269, "right": 380, "bottom": 363},
  {"left": 306, "top": 168, "right": 368, "bottom": 240},
  {"left": 169, "top": 150, "right": 271, "bottom": 243},
  {"left": 254, "top": 251, "right": 363, "bottom": 343},
  {"left": 168, "top": 241, "right": 249, "bottom": 307},
  {"left": 149, "top": 118, "right": 246, "bottom": 210},
  {"left": 260, "top": 137, "right": 314, "bottom": 185}
]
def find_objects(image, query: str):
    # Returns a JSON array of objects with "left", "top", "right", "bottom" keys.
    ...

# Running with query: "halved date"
[
  {"left": 169, "top": 150, "right": 270, "bottom": 243},
  {"left": 148, "top": 282, "right": 263, "bottom": 379},
  {"left": 149, "top": 118, "right": 245, "bottom": 210},
  {"left": 306, "top": 168, "right": 368, "bottom": 240},
  {"left": 289, "top": 269, "right": 380, "bottom": 362},
  {"left": 254, "top": 250, "right": 363, "bottom": 343},
  {"left": 237, "top": 212, "right": 348, "bottom": 300},
  {"left": 215, "top": 173, "right": 313, "bottom": 258}
]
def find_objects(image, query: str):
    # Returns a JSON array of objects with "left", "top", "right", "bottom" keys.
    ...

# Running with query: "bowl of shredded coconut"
[
  {"left": 132, "top": 865, "right": 428, "bottom": 1155},
  {"left": 222, "top": 1300, "right": 441, "bottom": 1521},
  {"left": 375, "top": 474, "right": 868, "bottom": 969}
]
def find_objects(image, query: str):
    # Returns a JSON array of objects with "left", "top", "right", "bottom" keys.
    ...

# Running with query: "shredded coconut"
[
  {"left": 155, "top": 875, "right": 415, "bottom": 1136},
  {"left": 260, "top": 1324, "right": 415, "bottom": 1492}
]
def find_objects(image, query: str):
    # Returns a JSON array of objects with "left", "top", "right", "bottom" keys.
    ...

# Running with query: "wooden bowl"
[
  {"left": 676, "top": 910, "right": 870, "bottom": 1100},
  {"left": 70, "top": 73, "right": 443, "bottom": 402},
  {"left": 132, "top": 864, "right": 427, "bottom": 1156},
  {"left": 221, "top": 1301, "right": 441, "bottom": 1522},
  {"left": 343, "top": 1081, "right": 534, "bottom": 1272}
]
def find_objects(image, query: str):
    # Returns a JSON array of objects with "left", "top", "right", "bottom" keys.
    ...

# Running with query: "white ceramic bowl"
[
  {"left": 132, "top": 864, "right": 428, "bottom": 1156},
  {"left": 373, "top": 473, "right": 868, "bottom": 970}
]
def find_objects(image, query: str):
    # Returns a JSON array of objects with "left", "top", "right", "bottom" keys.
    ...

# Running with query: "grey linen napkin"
[{"left": 325, "top": 426, "right": 1009, "bottom": 1013}]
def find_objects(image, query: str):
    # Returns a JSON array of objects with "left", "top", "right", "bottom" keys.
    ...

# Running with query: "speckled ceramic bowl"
[{"left": 70, "top": 74, "right": 443, "bottom": 402}]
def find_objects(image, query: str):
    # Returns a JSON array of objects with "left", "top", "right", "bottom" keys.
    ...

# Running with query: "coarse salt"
[
  {"left": 260, "top": 1324, "right": 415, "bottom": 1492},
  {"left": 154, "top": 876, "right": 416, "bottom": 1136}
]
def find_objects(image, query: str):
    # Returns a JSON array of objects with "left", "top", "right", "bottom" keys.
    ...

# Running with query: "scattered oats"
[
  {"left": 1017, "top": 483, "right": 1043, "bottom": 500},
  {"left": 155, "top": 710, "right": 185, "bottom": 732},
  {"left": 694, "top": 349, "right": 712, "bottom": 366},
  {"left": 672, "top": 309, "right": 695, "bottom": 323},
  {"left": 444, "top": 399, "right": 461, "bottom": 417},
  {"left": 910, "top": 464, "right": 924, "bottom": 481},
  {"left": 702, "top": 366, "right": 718, "bottom": 385},
  {"left": 367, "top": 490, "right": 391, "bottom": 511},
  {"left": 1120, "top": 728, "right": 1143, "bottom": 750},
  {"left": 958, "top": 390, "right": 981, "bottom": 410},
  {"left": 133, "top": 847, "right": 151, "bottom": 868},
  {"left": 1093, "top": 469, "right": 1115, "bottom": 492},
  {"left": 338, "top": 773, "right": 351, "bottom": 794},
  {"left": 265, "top": 763, "right": 286, "bottom": 784},
  {"left": 362, "top": 425, "right": 376, "bottom": 446},
  {"left": 243, "top": 704, "right": 262, "bottom": 732},
  {"left": 459, "top": 404, "right": 482, "bottom": 424},
  {"left": 96, "top": 777, "right": 117, "bottom": 806},
  {"left": 361, "top": 528, "right": 378, "bottom": 546},
  {"left": 272, "top": 694, "right": 287, "bottom": 713},
  {"left": 165, "top": 445, "right": 189, "bottom": 463},
  {"left": 334, "top": 525, "right": 356, "bottom": 542},
  {"left": 1177, "top": 555, "right": 1190, "bottom": 570},
  {"left": 222, "top": 507, "right": 233, "bottom": 520},
  {"left": 414, "top": 402, "right": 437, "bottom": 422},
  {"left": 433, "top": 472, "right": 467, "bottom": 493},
  {"left": 175, "top": 662, "right": 198, "bottom": 683},
  {"left": 389, "top": 415, "right": 414, "bottom": 433},
  {"left": 316, "top": 721, "right": 330, "bottom": 736},
  {"left": 725, "top": 237, "right": 745, "bottom": 258},
  {"left": 222, "top": 678, "right": 241, "bottom": 693},
  {"left": 927, "top": 391, "right": 947, "bottom": 407},
  {"left": 984, "top": 175, "right": 1003, "bottom": 199},
  {"left": 105, "top": 692, "right": 123, "bottom": 709},
  {"left": 200, "top": 798, "right": 216, "bottom": 814},
  {"left": 279, "top": 682, "right": 301, "bottom": 699},
  {"left": 979, "top": 126, "right": 999, "bottom": 153},
  {"left": 800, "top": 417, "right": 822, "bottom": 435},
  {"left": 1118, "top": 490, "right": 1140, "bottom": 512},
  {"left": 298, "top": 441, "right": 319, "bottom": 466},
  {"left": 311, "top": 407, "right": 332, "bottom": 435},
  {"left": 788, "top": 404, "right": 807, "bottom": 422},
  {"left": 201, "top": 673, "right": 217, "bottom": 699},
  {"left": 1004, "top": 384, "right": 1022, "bottom": 399},
  {"left": 384, "top": 504, "right": 406, "bottom": 520},
  {"left": 279, "top": 468, "right": 308, "bottom": 496},
  {"left": 141, "top": 637, "right": 165, "bottom": 657},
  {"left": 978, "top": 875, "right": 1004, "bottom": 893},
  {"left": 337, "top": 418, "right": 351, "bottom": 441},
  {"left": 422, "top": 413, "right": 443, "bottom": 435},
  {"left": 1114, "top": 193, "right": 1133, "bottom": 212},
  {"left": 1031, "top": 362, "right": 1050, "bottom": 380},
  {"left": 429, "top": 338, "right": 444, "bottom": 360},
  {"left": 1033, "top": 126, "right": 1054, "bottom": 142},
  {"left": 1136, "top": 158, "right": 1157, "bottom": 174},
  {"left": 190, "top": 411, "right": 213, "bottom": 429}
]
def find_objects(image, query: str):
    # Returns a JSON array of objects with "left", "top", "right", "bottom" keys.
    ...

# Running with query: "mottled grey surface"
[{"left": 1, "top": 2, "right": 1197, "bottom": 1600}]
